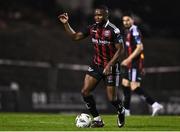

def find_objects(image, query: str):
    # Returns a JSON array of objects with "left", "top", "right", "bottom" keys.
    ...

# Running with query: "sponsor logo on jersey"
[
  {"left": 92, "top": 38, "right": 111, "bottom": 45},
  {"left": 91, "top": 30, "right": 97, "bottom": 33},
  {"left": 104, "top": 30, "right": 111, "bottom": 37}
]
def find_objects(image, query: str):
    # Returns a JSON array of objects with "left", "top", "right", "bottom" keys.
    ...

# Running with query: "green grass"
[{"left": 0, "top": 113, "right": 180, "bottom": 131}]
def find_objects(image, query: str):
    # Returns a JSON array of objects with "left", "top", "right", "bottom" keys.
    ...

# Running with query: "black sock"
[
  {"left": 82, "top": 95, "right": 99, "bottom": 117},
  {"left": 134, "top": 87, "right": 155, "bottom": 105},
  {"left": 122, "top": 85, "right": 131, "bottom": 110},
  {"left": 110, "top": 100, "right": 123, "bottom": 113}
]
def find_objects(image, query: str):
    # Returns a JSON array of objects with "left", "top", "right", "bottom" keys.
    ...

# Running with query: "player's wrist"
[
  {"left": 127, "top": 57, "right": 132, "bottom": 62},
  {"left": 107, "top": 63, "right": 113, "bottom": 67},
  {"left": 63, "top": 22, "right": 68, "bottom": 25}
]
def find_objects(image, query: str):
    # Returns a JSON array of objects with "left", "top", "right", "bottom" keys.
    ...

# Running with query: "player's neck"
[{"left": 96, "top": 20, "right": 108, "bottom": 27}]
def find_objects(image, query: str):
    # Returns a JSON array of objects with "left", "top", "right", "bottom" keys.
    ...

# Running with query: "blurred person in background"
[
  {"left": 120, "top": 12, "right": 163, "bottom": 116},
  {"left": 58, "top": 5, "right": 125, "bottom": 127}
]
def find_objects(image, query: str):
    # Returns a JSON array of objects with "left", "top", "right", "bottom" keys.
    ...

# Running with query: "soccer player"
[
  {"left": 58, "top": 5, "right": 125, "bottom": 127},
  {"left": 121, "top": 12, "right": 163, "bottom": 116}
]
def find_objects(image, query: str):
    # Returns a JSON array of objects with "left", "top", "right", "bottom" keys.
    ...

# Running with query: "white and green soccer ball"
[{"left": 75, "top": 113, "right": 91, "bottom": 128}]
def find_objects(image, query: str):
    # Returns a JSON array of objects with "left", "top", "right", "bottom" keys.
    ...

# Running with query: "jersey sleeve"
[
  {"left": 132, "top": 26, "right": 142, "bottom": 45},
  {"left": 113, "top": 28, "right": 124, "bottom": 44}
]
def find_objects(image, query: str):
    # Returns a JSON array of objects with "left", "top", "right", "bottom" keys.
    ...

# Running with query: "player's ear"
[
  {"left": 105, "top": 14, "right": 109, "bottom": 20},
  {"left": 130, "top": 18, "right": 134, "bottom": 24},
  {"left": 104, "top": 9, "right": 109, "bottom": 19}
]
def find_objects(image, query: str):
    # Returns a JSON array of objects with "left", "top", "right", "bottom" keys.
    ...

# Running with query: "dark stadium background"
[{"left": 0, "top": 0, "right": 179, "bottom": 115}]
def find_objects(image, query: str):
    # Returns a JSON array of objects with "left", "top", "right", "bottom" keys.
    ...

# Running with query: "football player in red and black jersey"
[
  {"left": 121, "top": 12, "right": 163, "bottom": 116},
  {"left": 58, "top": 5, "right": 125, "bottom": 127}
]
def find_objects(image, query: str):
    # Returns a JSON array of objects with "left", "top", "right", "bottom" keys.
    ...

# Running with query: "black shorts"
[
  {"left": 120, "top": 66, "right": 142, "bottom": 82},
  {"left": 86, "top": 63, "right": 120, "bottom": 86}
]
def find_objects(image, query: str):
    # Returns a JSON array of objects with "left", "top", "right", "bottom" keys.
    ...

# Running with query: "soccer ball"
[{"left": 75, "top": 113, "right": 91, "bottom": 128}]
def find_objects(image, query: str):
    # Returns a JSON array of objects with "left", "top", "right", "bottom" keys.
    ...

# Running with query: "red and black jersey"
[
  {"left": 82, "top": 20, "right": 123, "bottom": 68},
  {"left": 123, "top": 25, "right": 144, "bottom": 70}
]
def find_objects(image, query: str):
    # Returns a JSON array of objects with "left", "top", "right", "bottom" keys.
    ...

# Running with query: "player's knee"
[
  {"left": 122, "top": 79, "right": 130, "bottom": 87},
  {"left": 107, "top": 95, "right": 114, "bottom": 102},
  {"left": 131, "top": 82, "right": 140, "bottom": 91},
  {"left": 107, "top": 92, "right": 117, "bottom": 102},
  {"left": 81, "top": 88, "right": 90, "bottom": 97}
]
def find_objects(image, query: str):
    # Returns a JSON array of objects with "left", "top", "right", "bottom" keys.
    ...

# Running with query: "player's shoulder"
[
  {"left": 106, "top": 21, "right": 121, "bottom": 34},
  {"left": 130, "top": 25, "right": 140, "bottom": 36}
]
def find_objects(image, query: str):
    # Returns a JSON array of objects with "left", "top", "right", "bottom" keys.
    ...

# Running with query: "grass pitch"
[{"left": 0, "top": 113, "right": 180, "bottom": 131}]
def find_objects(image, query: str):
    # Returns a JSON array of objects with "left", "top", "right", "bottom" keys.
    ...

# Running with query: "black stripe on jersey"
[{"left": 98, "top": 44, "right": 103, "bottom": 66}]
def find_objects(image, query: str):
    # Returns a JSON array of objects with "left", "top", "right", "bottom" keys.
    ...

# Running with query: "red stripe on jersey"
[
  {"left": 101, "top": 29, "right": 107, "bottom": 67},
  {"left": 94, "top": 43, "right": 101, "bottom": 65},
  {"left": 94, "top": 29, "right": 101, "bottom": 65},
  {"left": 126, "top": 32, "right": 132, "bottom": 68}
]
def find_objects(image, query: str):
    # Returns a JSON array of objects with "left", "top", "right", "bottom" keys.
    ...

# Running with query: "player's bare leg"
[{"left": 81, "top": 74, "right": 104, "bottom": 127}]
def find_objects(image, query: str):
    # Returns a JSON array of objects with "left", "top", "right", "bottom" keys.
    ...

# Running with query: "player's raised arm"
[{"left": 58, "top": 13, "right": 86, "bottom": 41}]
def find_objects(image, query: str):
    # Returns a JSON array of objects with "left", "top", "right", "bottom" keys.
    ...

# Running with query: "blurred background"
[{"left": 0, "top": 0, "right": 179, "bottom": 115}]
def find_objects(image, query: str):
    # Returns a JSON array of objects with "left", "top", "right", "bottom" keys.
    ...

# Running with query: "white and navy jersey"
[{"left": 124, "top": 25, "right": 144, "bottom": 70}]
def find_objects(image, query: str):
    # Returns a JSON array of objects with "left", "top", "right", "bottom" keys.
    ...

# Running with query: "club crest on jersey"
[{"left": 103, "top": 30, "right": 110, "bottom": 37}]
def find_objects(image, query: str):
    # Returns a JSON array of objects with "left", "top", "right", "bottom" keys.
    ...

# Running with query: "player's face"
[
  {"left": 94, "top": 9, "right": 106, "bottom": 24},
  {"left": 122, "top": 16, "right": 133, "bottom": 28}
]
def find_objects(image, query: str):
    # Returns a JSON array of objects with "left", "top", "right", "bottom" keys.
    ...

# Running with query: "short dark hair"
[
  {"left": 95, "top": 5, "right": 109, "bottom": 16},
  {"left": 96, "top": 5, "right": 109, "bottom": 11},
  {"left": 122, "top": 10, "right": 133, "bottom": 17}
]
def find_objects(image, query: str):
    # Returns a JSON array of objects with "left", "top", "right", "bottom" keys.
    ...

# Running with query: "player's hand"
[
  {"left": 58, "top": 13, "right": 69, "bottom": 24},
  {"left": 103, "top": 64, "right": 112, "bottom": 75}
]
